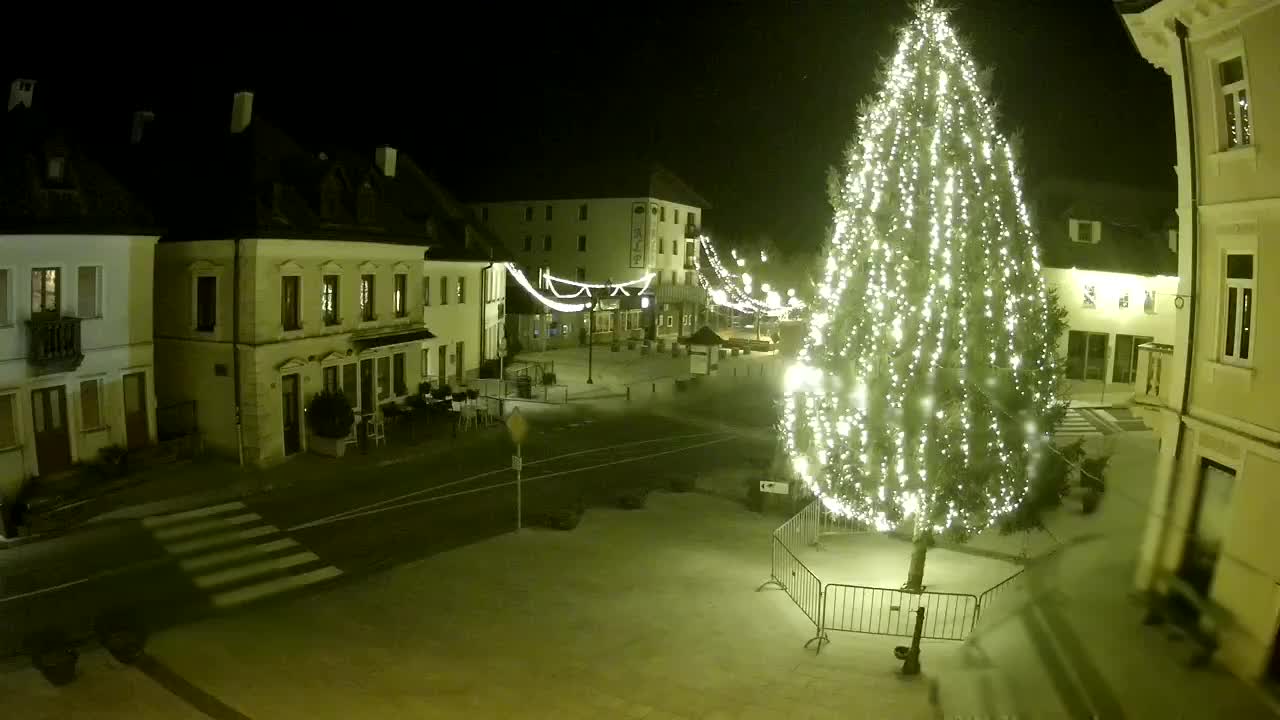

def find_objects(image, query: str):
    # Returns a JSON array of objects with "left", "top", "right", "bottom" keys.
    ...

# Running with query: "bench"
[{"left": 1142, "top": 574, "right": 1224, "bottom": 668}]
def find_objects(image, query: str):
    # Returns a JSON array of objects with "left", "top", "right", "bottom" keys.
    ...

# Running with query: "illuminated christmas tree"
[{"left": 782, "top": 1, "right": 1066, "bottom": 591}]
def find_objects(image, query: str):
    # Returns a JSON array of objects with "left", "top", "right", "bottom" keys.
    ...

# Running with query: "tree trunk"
[{"left": 903, "top": 516, "right": 928, "bottom": 592}]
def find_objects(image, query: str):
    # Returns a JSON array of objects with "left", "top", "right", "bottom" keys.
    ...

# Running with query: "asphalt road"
[{"left": 0, "top": 384, "right": 778, "bottom": 661}]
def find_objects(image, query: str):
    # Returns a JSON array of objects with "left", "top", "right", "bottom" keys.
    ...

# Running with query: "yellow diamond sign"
[{"left": 506, "top": 407, "right": 529, "bottom": 446}]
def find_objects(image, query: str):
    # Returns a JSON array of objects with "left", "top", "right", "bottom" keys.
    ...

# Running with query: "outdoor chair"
[{"left": 367, "top": 411, "right": 387, "bottom": 448}]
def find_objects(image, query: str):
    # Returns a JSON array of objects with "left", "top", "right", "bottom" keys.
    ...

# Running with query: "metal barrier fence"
[
  {"left": 822, "top": 584, "right": 978, "bottom": 642},
  {"left": 976, "top": 567, "right": 1025, "bottom": 622},
  {"left": 775, "top": 498, "right": 821, "bottom": 549},
  {"left": 759, "top": 536, "right": 827, "bottom": 649}
]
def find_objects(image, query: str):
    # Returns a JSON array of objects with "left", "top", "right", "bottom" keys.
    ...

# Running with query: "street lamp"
[{"left": 586, "top": 278, "right": 611, "bottom": 385}]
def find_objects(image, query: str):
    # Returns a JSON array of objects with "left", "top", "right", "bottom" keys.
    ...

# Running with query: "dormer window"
[
  {"left": 1070, "top": 219, "right": 1100, "bottom": 244},
  {"left": 357, "top": 182, "right": 377, "bottom": 224},
  {"left": 46, "top": 156, "right": 65, "bottom": 182}
]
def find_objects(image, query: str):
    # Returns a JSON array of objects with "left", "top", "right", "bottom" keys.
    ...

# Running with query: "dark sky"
[{"left": 5, "top": 0, "right": 1172, "bottom": 255}]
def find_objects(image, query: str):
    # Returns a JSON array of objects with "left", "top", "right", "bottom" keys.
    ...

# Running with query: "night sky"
[{"left": 5, "top": 0, "right": 1171, "bottom": 256}]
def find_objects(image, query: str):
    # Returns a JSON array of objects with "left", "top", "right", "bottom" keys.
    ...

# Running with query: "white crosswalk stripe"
[
  {"left": 1054, "top": 408, "right": 1103, "bottom": 440},
  {"left": 143, "top": 502, "right": 341, "bottom": 610}
]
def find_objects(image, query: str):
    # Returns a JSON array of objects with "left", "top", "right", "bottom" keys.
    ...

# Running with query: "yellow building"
[{"left": 1118, "top": 0, "right": 1280, "bottom": 686}]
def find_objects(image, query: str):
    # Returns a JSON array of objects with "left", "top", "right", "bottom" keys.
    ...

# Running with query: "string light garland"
[
  {"left": 505, "top": 264, "right": 656, "bottom": 312},
  {"left": 693, "top": 236, "right": 805, "bottom": 318},
  {"left": 781, "top": 2, "right": 1062, "bottom": 539}
]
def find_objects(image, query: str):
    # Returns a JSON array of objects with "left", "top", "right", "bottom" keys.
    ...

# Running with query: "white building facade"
[{"left": 1119, "top": 0, "right": 1280, "bottom": 686}]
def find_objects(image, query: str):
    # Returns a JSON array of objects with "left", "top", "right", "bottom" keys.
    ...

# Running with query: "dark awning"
[
  {"left": 684, "top": 326, "right": 725, "bottom": 346},
  {"left": 352, "top": 326, "right": 436, "bottom": 351}
]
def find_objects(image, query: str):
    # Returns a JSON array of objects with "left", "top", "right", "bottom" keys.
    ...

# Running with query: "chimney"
[
  {"left": 8, "top": 78, "right": 35, "bottom": 112},
  {"left": 230, "top": 91, "right": 253, "bottom": 134},
  {"left": 131, "top": 110, "right": 155, "bottom": 144},
  {"left": 375, "top": 146, "right": 397, "bottom": 178}
]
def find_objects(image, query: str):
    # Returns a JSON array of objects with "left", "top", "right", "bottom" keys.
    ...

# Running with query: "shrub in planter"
[
  {"left": 1080, "top": 455, "right": 1110, "bottom": 493},
  {"left": 433, "top": 384, "right": 452, "bottom": 401},
  {"left": 418, "top": 381, "right": 432, "bottom": 397},
  {"left": 26, "top": 629, "right": 78, "bottom": 686},
  {"left": 96, "top": 610, "right": 146, "bottom": 665},
  {"left": 617, "top": 488, "right": 648, "bottom": 509},
  {"left": 1081, "top": 488, "right": 1102, "bottom": 514},
  {"left": 656, "top": 338, "right": 667, "bottom": 352},
  {"left": 669, "top": 476, "right": 695, "bottom": 493},
  {"left": 466, "top": 388, "right": 480, "bottom": 401},
  {"left": 307, "top": 391, "right": 355, "bottom": 457}
]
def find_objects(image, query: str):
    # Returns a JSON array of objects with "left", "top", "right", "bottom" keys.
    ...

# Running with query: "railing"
[
  {"left": 975, "top": 567, "right": 1025, "bottom": 623},
  {"left": 27, "top": 315, "right": 83, "bottom": 369},
  {"left": 822, "top": 584, "right": 977, "bottom": 641}
]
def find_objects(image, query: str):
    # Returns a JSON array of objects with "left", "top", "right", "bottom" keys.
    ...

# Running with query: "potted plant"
[
  {"left": 1080, "top": 455, "right": 1109, "bottom": 493},
  {"left": 306, "top": 390, "right": 355, "bottom": 457}
]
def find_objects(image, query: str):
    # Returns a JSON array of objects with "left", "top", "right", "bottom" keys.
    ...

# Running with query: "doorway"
[
  {"left": 281, "top": 373, "right": 301, "bottom": 456},
  {"left": 31, "top": 385, "right": 71, "bottom": 476},
  {"left": 455, "top": 341, "right": 465, "bottom": 386},
  {"left": 1066, "top": 331, "right": 1109, "bottom": 381},
  {"left": 438, "top": 346, "right": 448, "bottom": 387},
  {"left": 1112, "top": 334, "right": 1154, "bottom": 384},
  {"left": 123, "top": 371, "right": 149, "bottom": 450}
]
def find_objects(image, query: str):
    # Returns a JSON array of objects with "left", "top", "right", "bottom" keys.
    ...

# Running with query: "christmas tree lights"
[
  {"left": 693, "top": 236, "right": 805, "bottom": 318},
  {"left": 781, "top": 1, "right": 1062, "bottom": 588}
]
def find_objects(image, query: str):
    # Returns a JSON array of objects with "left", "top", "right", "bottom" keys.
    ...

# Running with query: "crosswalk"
[
  {"left": 1054, "top": 408, "right": 1105, "bottom": 442},
  {"left": 142, "top": 501, "right": 342, "bottom": 610}
]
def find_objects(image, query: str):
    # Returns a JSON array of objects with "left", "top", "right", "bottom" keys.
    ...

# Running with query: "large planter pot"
[
  {"left": 656, "top": 339, "right": 667, "bottom": 352},
  {"left": 671, "top": 343, "right": 681, "bottom": 357},
  {"left": 309, "top": 433, "right": 347, "bottom": 458}
]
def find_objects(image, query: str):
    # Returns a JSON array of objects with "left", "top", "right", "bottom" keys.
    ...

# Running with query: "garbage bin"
[{"left": 516, "top": 376, "right": 533, "bottom": 399}]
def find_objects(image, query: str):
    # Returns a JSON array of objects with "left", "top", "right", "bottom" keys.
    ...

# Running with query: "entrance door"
[
  {"left": 281, "top": 373, "right": 301, "bottom": 456},
  {"left": 1066, "top": 331, "right": 1109, "bottom": 381},
  {"left": 359, "top": 358, "right": 374, "bottom": 414},
  {"left": 1112, "top": 334, "right": 1154, "bottom": 384},
  {"left": 31, "top": 386, "right": 71, "bottom": 476},
  {"left": 455, "top": 341, "right": 465, "bottom": 386},
  {"left": 123, "top": 371, "right": 149, "bottom": 450}
]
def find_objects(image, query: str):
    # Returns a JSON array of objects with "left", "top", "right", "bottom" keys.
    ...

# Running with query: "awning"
[
  {"left": 684, "top": 325, "right": 725, "bottom": 346},
  {"left": 352, "top": 326, "right": 437, "bottom": 351}
]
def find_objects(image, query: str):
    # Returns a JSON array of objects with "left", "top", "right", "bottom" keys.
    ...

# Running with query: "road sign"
[
  {"left": 511, "top": 455, "right": 522, "bottom": 472},
  {"left": 760, "top": 480, "right": 790, "bottom": 495},
  {"left": 505, "top": 408, "right": 529, "bottom": 445}
]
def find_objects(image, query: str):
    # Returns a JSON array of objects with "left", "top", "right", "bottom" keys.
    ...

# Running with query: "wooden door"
[
  {"left": 31, "top": 386, "right": 71, "bottom": 475},
  {"left": 123, "top": 371, "right": 149, "bottom": 450},
  {"left": 281, "top": 373, "right": 301, "bottom": 456}
]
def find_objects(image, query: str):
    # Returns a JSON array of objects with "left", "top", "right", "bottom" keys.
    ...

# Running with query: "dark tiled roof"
[
  {"left": 685, "top": 326, "right": 725, "bottom": 346},
  {"left": 0, "top": 104, "right": 158, "bottom": 235},
  {"left": 466, "top": 158, "right": 712, "bottom": 210},
  {"left": 1113, "top": 0, "right": 1165, "bottom": 13},
  {"left": 1031, "top": 177, "right": 1176, "bottom": 276}
]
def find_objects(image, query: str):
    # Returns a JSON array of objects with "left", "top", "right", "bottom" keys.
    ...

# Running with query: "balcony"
[
  {"left": 27, "top": 315, "right": 83, "bottom": 373},
  {"left": 1134, "top": 342, "right": 1174, "bottom": 409}
]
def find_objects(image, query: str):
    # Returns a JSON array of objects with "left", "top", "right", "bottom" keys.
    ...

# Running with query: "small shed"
[{"left": 686, "top": 326, "right": 726, "bottom": 376}]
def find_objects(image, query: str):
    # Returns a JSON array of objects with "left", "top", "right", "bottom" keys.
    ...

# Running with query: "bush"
[
  {"left": 418, "top": 381, "right": 432, "bottom": 397},
  {"left": 26, "top": 629, "right": 78, "bottom": 686},
  {"left": 669, "top": 476, "right": 695, "bottom": 493},
  {"left": 618, "top": 488, "right": 648, "bottom": 510},
  {"left": 433, "top": 384, "right": 452, "bottom": 400},
  {"left": 1080, "top": 455, "right": 1110, "bottom": 493},
  {"left": 306, "top": 391, "right": 355, "bottom": 439},
  {"left": 95, "top": 444, "right": 130, "bottom": 479}
]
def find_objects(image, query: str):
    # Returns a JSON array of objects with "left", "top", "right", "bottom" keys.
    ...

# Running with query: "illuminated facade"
[{"left": 1118, "top": 0, "right": 1280, "bottom": 686}]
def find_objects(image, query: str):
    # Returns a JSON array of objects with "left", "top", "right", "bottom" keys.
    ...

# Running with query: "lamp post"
[{"left": 587, "top": 298, "right": 595, "bottom": 385}]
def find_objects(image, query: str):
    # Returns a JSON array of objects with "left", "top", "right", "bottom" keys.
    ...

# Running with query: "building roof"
[
  {"left": 1112, "top": 0, "right": 1165, "bottom": 13},
  {"left": 685, "top": 326, "right": 725, "bottom": 346},
  {"left": 1031, "top": 177, "right": 1176, "bottom": 277},
  {"left": 0, "top": 101, "right": 158, "bottom": 235},
  {"left": 136, "top": 106, "right": 507, "bottom": 262},
  {"left": 466, "top": 157, "right": 712, "bottom": 210}
]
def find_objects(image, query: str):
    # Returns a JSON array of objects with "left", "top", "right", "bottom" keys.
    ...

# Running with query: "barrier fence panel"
[
  {"left": 822, "top": 584, "right": 978, "bottom": 641},
  {"left": 774, "top": 499, "right": 821, "bottom": 549},
  {"left": 760, "top": 536, "right": 825, "bottom": 646},
  {"left": 976, "top": 567, "right": 1026, "bottom": 622}
]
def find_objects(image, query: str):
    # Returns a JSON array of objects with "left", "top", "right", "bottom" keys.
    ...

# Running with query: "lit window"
[
  {"left": 47, "top": 156, "right": 65, "bottom": 182},
  {"left": 1082, "top": 284, "right": 1096, "bottom": 309},
  {"left": 456, "top": 276, "right": 466, "bottom": 304},
  {"left": 394, "top": 274, "right": 408, "bottom": 317},
  {"left": 31, "top": 267, "right": 59, "bottom": 314},
  {"left": 322, "top": 275, "right": 339, "bottom": 325},
  {"left": 1219, "top": 56, "right": 1251, "bottom": 149},
  {"left": 360, "top": 274, "right": 375, "bottom": 321},
  {"left": 1223, "top": 253, "right": 1254, "bottom": 365}
]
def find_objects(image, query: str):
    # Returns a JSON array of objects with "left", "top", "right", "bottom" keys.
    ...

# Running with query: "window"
[
  {"left": 577, "top": 235, "right": 587, "bottom": 252},
  {"left": 1219, "top": 56, "right": 1251, "bottom": 149},
  {"left": 685, "top": 271, "right": 693, "bottom": 286},
  {"left": 660, "top": 206, "right": 666, "bottom": 222},
  {"left": 394, "top": 273, "right": 408, "bottom": 317},
  {"left": 342, "top": 363, "right": 357, "bottom": 409},
  {"left": 1183, "top": 459, "right": 1237, "bottom": 595},
  {"left": 423, "top": 276, "right": 431, "bottom": 307},
  {"left": 481, "top": 207, "right": 489, "bottom": 222},
  {"left": 688, "top": 212, "right": 697, "bottom": 227},
  {"left": 1070, "top": 219, "right": 1099, "bottom": 244},
  {"left": 1223, "top": 253, "right": 1254, "bottom": 364},
  {"left": 578, "top": 203, "right": 588, "bottom": 221},
  {"left": 524, "top": 206, "right": 534, "bottom": 221},
  {"left": 322, "top": 275, "right": 339, "bottom": 325},
  {"left": 457, "top": 276, "right": 466, "bottom": 304},
  {"left": 196, "top": 276, "right": 216, "bottom": 331},
  {"left": 0, "top": 393, "right": 16, "bottom": 448},
  {"left": 47, "top": 156, "right": 65, "bottom": 182},
  {"left": 543, "top": 235, "right": 552, "bottom": 251},
  {"left": 545, "top": 205, "right": 553, "bottom": 221},
  {"left": 440, "top": 276, "right": 450, "bottom": 305},
  {"left": 672, "top": 240, "right": 679, "bottom": 255},
  {"left": 666, "top": 315, "right": 673, "bottom": 328},
  {"left": 1082, "top": 284, "right": 1096, "bottom": 309},
  {"left": 674, "top": 209, "right": 680, "bottom": 225},
  {"left": 1118, "top": 292, "right": 1129, "bottom": 310},
  {"left": 1065, "top": 330, "right": 1109, "bottom": 381},
  {"left": 31, "top": 267, "right": 59, "bottom": 314},
  {"left": 658, "top": 239, "right": 665, "bottom": 254},
  {"left": 281, "top": 275, "right": 301, "bottom": 330},
  {"left": 393, "top": 352, "right": 406, "bottom": 396},
  {"left": 1113, "top": 334, "right": 1154, "bottom": 384},
  {"left": 1144, "top": 290, "right": 1157, "bottom": 315},
  {"left": 360, "top": 274, "right": 375, "bottom": 321},
  {"left": 576, "top": 267, "right": 587, "bottom": 282},
  {"left": 523, "top": 235, "right": 533, "bottom": 252},
  {"left": 80, "top": 379, "right": 103, "bottom": 430},
  {"left": 0, "top": 268, "right": 9, "bottom": 325},
  {"left": 77, "top": 266, "right": 101, "bottom": 318},
  {"left": 671, "top": 270, "right": 678, "bottom": 285},
  {"left": 323, "top": 365, "right": 339, "bottom": 393},
  {"left": 377, "top": 356, "right": 390, "bottom": 400}
]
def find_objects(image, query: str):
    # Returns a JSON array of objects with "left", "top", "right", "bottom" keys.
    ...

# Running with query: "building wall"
[
  {"left": 0, "top": 234, "right": 158, "bottom": 500},
  {"left": 1043, "top": 267, "right": 1178, "bottom": 383},
  {"left": 421, "top": 259, "right": 492, "bottom": 385}
]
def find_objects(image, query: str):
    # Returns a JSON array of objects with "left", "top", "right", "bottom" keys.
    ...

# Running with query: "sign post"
[{"left": 506, "top": 408, "right": 529, "bottom": 532}]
